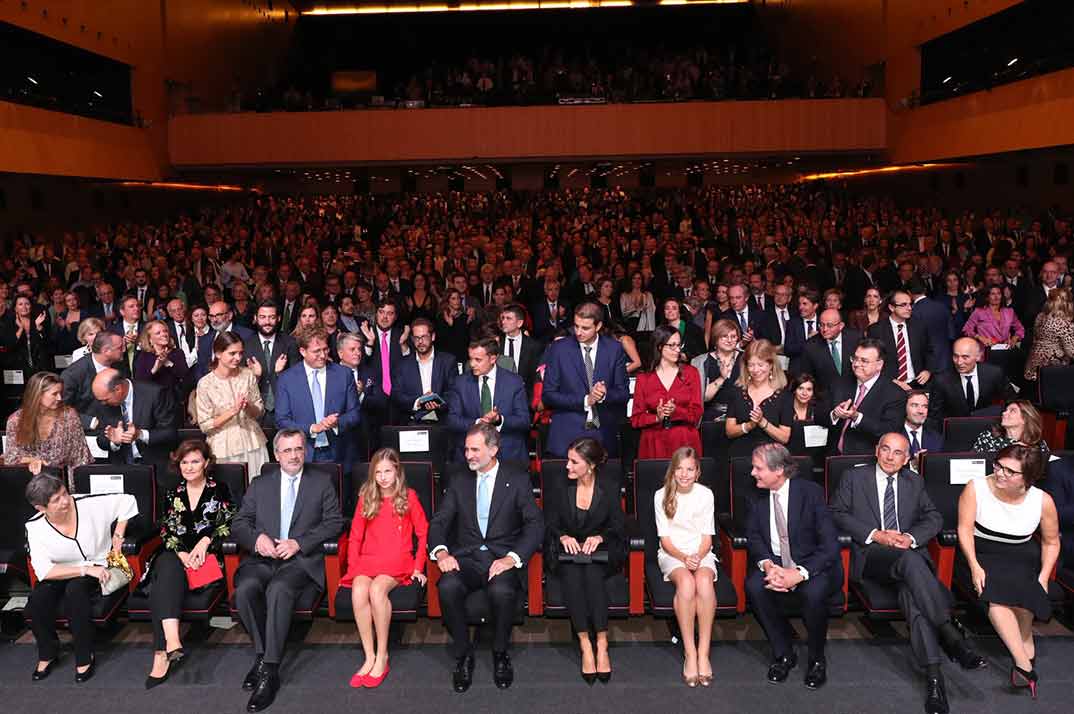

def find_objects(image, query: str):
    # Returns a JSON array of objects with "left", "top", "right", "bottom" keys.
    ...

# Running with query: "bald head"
[
  {"left": 876, "top": 432, "right": 911, "bottom": 475},
  {"left": 952, "top": 337, "right": 982, "bottom": 375},
  {"left": 208, "top": 301, "right": 232, "bottom": 331},
  {"left": 818, "top": 308, "right": 844, "bottom": 341},
  {"left": 91, "top": 368, "right": 128, "bottom": 406}
]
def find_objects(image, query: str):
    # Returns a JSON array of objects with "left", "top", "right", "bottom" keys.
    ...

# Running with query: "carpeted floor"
[{"left": 2, "top": 634, "right": 1071, "bottom": 714}]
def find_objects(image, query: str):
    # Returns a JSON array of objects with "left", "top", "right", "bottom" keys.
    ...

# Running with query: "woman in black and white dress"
[
  {"left": 24, "top": 473, "right": 138, "bottom": 682},
  {"left": 957, "top": 444, "right": 1060, "bottom": 698}
]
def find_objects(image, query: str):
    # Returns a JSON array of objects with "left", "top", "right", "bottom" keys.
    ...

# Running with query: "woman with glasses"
[
  {"left": 957, "top": 444, "right": 1060, "bottom": 699},
  {"left": 630, "top": 325, "right": 703, "bottom": 459}
]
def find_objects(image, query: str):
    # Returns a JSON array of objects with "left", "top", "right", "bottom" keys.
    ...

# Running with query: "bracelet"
[{"left": 80, "top": 565, "right": 86, "bottom": 577}]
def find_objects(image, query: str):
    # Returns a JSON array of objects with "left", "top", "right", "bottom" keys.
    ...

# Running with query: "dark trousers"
[
  {"left": 560, "top": 562, "right": 609, "bottom": 634},
  {"left": 234, "top": 558, "right": 315, "bottom": 665},
  {"left": 29, "top": 577, "right": 97, "bottom": 666},
  {"left": 862, "top": 545, "right": 953, "bottom": 666},
  {"left": 437, "top": 550, "right": 521, "bottom": 659},
  {"left": 746, "top": 567, "right": 834, "bottom": 661},
  {"left": 149, "top": 551, "right": 190, "bottom": 650}
]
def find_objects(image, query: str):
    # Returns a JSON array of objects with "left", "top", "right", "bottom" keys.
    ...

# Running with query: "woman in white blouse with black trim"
[{"left": 24, "top": 473, "right": 137, "bottom": 683}]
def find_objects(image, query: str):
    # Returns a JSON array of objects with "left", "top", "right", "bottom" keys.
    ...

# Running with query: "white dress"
[{"left": 654, "top": 484, "right": 718, "bottom": 581}]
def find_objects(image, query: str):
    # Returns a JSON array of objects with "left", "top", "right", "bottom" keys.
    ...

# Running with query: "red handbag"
[{"left": 185, "top": 556, "right": 224, "bottom": 589}]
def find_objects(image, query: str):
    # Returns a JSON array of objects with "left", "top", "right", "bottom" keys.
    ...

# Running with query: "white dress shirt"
[{"left": 279, "top": 467, "right": 303, "bottom": 534}]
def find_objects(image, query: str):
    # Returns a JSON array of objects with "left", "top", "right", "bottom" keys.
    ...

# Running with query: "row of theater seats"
[{"left": 3, "top": 448, "right": 1074, "bottom": 640}]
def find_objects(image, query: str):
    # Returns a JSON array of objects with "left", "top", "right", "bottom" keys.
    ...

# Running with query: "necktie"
[
  {"left": 380, "top": 332, "right": 392, "bottom": 396},
  {"left": 549, "top": 303, "right": 557, "bottom": 325},
  {"left": 895, "top": 323, "right": 909, "bottom": 381},
  {"left": 485, "top": 286, "right": 491, "bottom": 304},
  {"left": 772, "top": 492, "right": 795, "bottom": 569},
  {"left": 283, "top": 302, "right": 292, "bottom": 326},
  {"left": 507, "top": 337, "right": 515, "bottom": 361},
  {"left": 263, "top": 341, "right": 275, "bottom": 411},
  {"left": 806, "top": 319, "right": 815, "bottom": 338},
  {"left": 738, "top": 311, "right": 747, "bottom": 333},
  {"left": 119, "top": 400, "right": 133, "bottom": 463},
  {"left": 177, "top": 323, "right": 185, "bottom": 345},
  {"left": 280, "top": 475, "right": 298, "bottom": 540},
  {"left": 837, "top": 383, "right": 868, "bottom": 452},
  {"left": 477, "top": 472, "right": 492, "bottom": 538},
  {"left": 758, "top": 295, "right": 765, "bottom": 311},
  {"left": 883, "top": 476, "right": 899, "bottom": 531},
  {"left": 583, "top": 345, "right": 600, "bottom": 428},
  {"left": 480, "top": 375, "right": 493, "bottom": 415},
  {"left": 126, "top": 327, "right": 136, "bottom": 370},
  {"left": 965, "top": 376, "right": 976, "bottom": 409},
  {"left": 311, "top": 369, "right": 329, "bottom": 448},
  {"left": 830, "top": 340, "right": 842, "bottom": 374},
  {"left": 909, "top": 429, "right": 920, "bottom": 456}
]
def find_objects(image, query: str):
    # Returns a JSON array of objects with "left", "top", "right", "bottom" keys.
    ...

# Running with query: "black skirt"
[{"left": 974, "top": 536, "right": 1052, "bottom": 621}]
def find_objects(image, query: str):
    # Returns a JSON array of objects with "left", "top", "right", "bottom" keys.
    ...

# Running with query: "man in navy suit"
[
  {"left": 531, "top": 279, "right": 570, "bottom": 342},
  {"left": 866, "top": 290, "right": 944, "bottom": 388},
  {"left": 541, "top": 302, "right": 630, "bottom": 458},
  {"left": 720, "top": 284, "right": 768, "bottom": 343},
  {"left": 274, "top": 327, "right": 361, "bottom": 463},
  {"left": 446, "top": 336, "right": 530, "bottom": 463},
  {"left": 359, "top": 299, "right": 409, "bottom": 430},
  {"left": 745, "top": 443, "right": 842, "bottom": 690},
  {"left": 782, "top": 290, "right": 821, "bottom": 360},
  {"left": 196, "top": 300, "right": 256, "bottom": 378},
  {"left": 908, "top": 277, "right": 955, "bottom": 352},
  {"left": 903, "top": 391, "right": 943, "bottom": 470},
  {"left": 391, "top": 318, "right": 457, "bottom": 423}
]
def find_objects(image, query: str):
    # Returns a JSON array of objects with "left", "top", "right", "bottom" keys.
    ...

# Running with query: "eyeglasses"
[
  {"left": 851, "top": 356, "right": 878, "bottom": 364},
  {"left": 664, "top": 342, "right": 682, "bottom": 350},
  {"left": 891, "top": 302, "right": 912, "bottom": 308},
  {"left": 209, "top": 312, "right": 229, "bottom": 319},
  {"left": 994, "top": 463, "right": 1024, "bottom": 479},
  {"left": 818, "top": 321, "right": 842, "bottom": 329}
]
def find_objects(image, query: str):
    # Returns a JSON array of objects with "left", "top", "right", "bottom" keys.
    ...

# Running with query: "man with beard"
[{"left": 243, "top": 301, "right": 300, "bottom": 428}]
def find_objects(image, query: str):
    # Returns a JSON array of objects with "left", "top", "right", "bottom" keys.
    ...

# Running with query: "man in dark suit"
[
  {"left": 908, "top": 277, "right": 955, "bottom": 348},
  {"left": 795, "top": 309, "right": 860, "bottom": 385},
  {"left": 782, "top": 290, "right": 821, "bottom": 360},
  {"left": 195, "top": 300, "right": 257, "bottom": 379},
  {"left": 359, "top": 299, "right": 409, "bottom": 431},
  {"left": 903, "top": 391, "right": 944, "bottom": 472},
  {"left": 278, "top": 281, "right": 303, "bottom": 336},
  {"left": 89, "top": 368, "right": 178, "bottom": 470},
  {"left": 85, "top": 282, "right": 118, "bottom": 326},
  {"left": 62, "top": 331, "right": 129, "bottom": 430},
  {"left": 763, "top": 284, "right": 796, "bottom": 349},
  {"left": 108, "top": 295, "right": 145, "bottom": 375},
  {"left": 164, "top": 298, "right": 198, "bottom": 368},
  {"left": 498, "top": 304, "right": 542, "bottom": 398},
  {"left": 336, "top": 332, "right": 385, "bottom": 479},
  {"left": 531, "top": 280, "right": 570, "bottom": 342},
  {"left": 391, "top": 318, "right": 457, "bottom": 423},
  {"left": 275, "top": 328, "right": 361, "bottom": 464},
  {"left": 1018, "top": 261, "right": 1061, "bottom": 337},
  {"left": 232, "top": 429, "right": 345, "bottom": 712},
  {"left": 866, "top": 290, "right": 943, "bottom": 388},
  {"left": 831, "top": 433, "right": 985, "bottom": 714},
  {"left": 244, "top": 300, "right": 301, "bottom": 428},
  {"left": 929, "top": 337, "right": 1009, "bottom": 424},
  {"left": 720, "top": 284, "right": 768, "bottom": 343},
  {"left": 542, "top": 302, "right": 630, "bottom": 458},
  {"left": 745, "top": 443, "right": 842, "bottom": 690},
  {"left": 830, "top": 339, "right": 908, "bottom": 455},
  {"left": 429, "top": 423, "right": 544, "bottom": 692},
  {"left": 446, "top": 337, "right": 530, "bottom": 463}
]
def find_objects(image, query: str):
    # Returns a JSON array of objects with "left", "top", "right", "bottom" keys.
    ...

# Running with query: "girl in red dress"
[
  {"left": 343, "top": 449, "right": 429, "bottom": 688},
  {"left": 630, "top": 325, "right": 704, "bottom": 458}
]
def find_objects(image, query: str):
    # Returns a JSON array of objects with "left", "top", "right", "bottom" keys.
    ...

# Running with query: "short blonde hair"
[
  {"left": 735, "top": 338, "right": 787, "bottom": 391},
  {"left": 77, "top": 317, "right": 105, "bottom": 346}
]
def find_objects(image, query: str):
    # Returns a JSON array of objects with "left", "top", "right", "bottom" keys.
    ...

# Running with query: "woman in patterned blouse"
[
  {"left": 145, "top": 440, "right": 235, "bottom": 688},
  {"left": 3, "top": 372, "right": 91, "bottom": 478},
  {"left": 1024, "top": 288, "right": 1074, "bottom": 383},
  {"left": 972, "top": 401, "right": 1050, "bottom": 457}
]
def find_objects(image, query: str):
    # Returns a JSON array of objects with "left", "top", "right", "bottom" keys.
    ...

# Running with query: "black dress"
[
  {"left": 727, "top": 386, "right": 785, "bottom": 457},
  {"left": 785, "top": 394, "right": 832, "bottom": 470}
]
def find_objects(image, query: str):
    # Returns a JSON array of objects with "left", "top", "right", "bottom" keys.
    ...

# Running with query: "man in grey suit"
[
  {"left": 232, "top": 429, "right": 345, "bottom": 712},
  {"left": 830, "top": 432, "right": 984, "bottom": 714}
]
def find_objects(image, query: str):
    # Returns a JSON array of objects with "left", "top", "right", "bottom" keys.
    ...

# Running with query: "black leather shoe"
[
  {"left": 247, "top": 672, "right": 280, "bottom": 713},
  {"left": 804, "top": 659, "right": 827, "bottom": 690},
  {"left": 243, "top": 656, "right": 265, "bottom": 691},
  {"left": 767, "top": 653, "right": 797, "bottom": 684},
  {"left": 452, "top": 653, "right": 475, "bottom": 693},
  {"left": 32, "top": 659, "right": 56, "bottom": 681},
  {"left": 924, "top": 676, "right": 950, "bottom": 714},
  {"left": 493, "top": 651, "right": 514, "bottom": 690},
  {"left": 74, "top": 656, "right": 95, "bottom": 684},
  {"left": 947, "top": 639, "right": 987, "bottom": 670}
]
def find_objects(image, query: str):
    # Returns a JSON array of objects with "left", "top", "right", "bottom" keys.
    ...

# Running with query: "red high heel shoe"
[{"left": 1010, "top": 665, "right": 1038, "bottom": 699}]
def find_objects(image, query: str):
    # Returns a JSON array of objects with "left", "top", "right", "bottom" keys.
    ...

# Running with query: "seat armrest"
[
  {"left": 718, "top": 514, "right": 748, "bottom": 549},
  {"left": 221, "top": 539, "right": 240, "bottom": 556},
  {"left": 625, "top": 516, "right": 645, "bottom": 550},
  {"left": 121, "top": 535, "right": 161, "bottom": 593},
  {"left": 928, "top": 535, "right": 956, "bottom": 589}
]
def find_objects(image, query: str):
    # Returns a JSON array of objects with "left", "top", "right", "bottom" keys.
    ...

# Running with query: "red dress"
[
  {"left": 630, "top": 366, "right": 704, "bottom": 459},
  {"left": 341, "top": 489, "right": 429, "bottom": 586}
]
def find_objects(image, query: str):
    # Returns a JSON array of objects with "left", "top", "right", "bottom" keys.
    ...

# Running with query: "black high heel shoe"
[
  {"left": 1010, "top": 665, "right": 1039, "bottom": 699},
  {"left": 580, "top": 669, "right": 597, "bottom": 685},
  {"left": 596, "top": 670, "right": 612, "bottom": 684},
  {"left": 32, "top": 659, "right": 57, "bottom": 681},
  {"left": 74, "top": 656, "right": 96, "bottom": 684}
]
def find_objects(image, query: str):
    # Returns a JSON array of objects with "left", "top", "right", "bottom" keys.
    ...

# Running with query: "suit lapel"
[
  {"left": 863, "top": 470, "right": 883, "bottom": 527},
  {"left": 266, "top": 472, "right": 283, "bottom": 539},
  {"left": 897, "top": 469, "right": 915, "bottom": 527},
  {"left": 289, "top": 472, "right": 311, "bottom": 534},
  {"left": 487, "top": 467, "right": 511, "bottom": 526}
]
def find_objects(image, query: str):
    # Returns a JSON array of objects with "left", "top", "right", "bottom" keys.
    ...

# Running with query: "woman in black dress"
[
  {"left": 783, "top": 373, "right": 831, "bottom": 472},
  {"left": 725, "top": 339, "right": 791, "bottom": 458}
]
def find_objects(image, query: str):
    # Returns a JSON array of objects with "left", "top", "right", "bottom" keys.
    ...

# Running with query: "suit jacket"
[
  {"left": 61, "top": 354, "right": 130, "bottom": 430},
  {"left": 1041, "top": 456, "right": 1074, "bottom": 568},
  {"left": 90, "top": 380, "right": 178, "bottom": 469},
  {"left": 427, "top": 461, "right": 544, "bottom": 564},
  {"left": 866, "top": 318, "right": 944, "bottom": 382},
  {"left": 365, "top": 323, "right": 408, "bottom": 403},
  {"left": 794, "top": 329, "right": 861, "bottom": 386},
  {"left": 278, "top": 300, "right": 302, "bottom": 335},
  {"left": 543, "top": 477, "right": 627, "bottom": 574},
  {"left": 242, "top": 332, "right": 301, "bottom": 410},
  {"left": 195, "top": 325, "right": 256, "bottom": 379},
  {"left": 830, "top": 464, "right": 943, "bottom": 582},
  {"left": 231, "top": 465, "right": 345, "bottom": 588},
  {"left": 719, "top": 306, "right": 768, "bottom": 342},
  {"left": 166, "top": 318, "right": 197, "bottom": 353},
  {"left": 445, "top": 368, "right": 530, "bottom": 462},
  {"left": 912, "top": 296, "right": 956, "bottom": 347},
  {"left": 929, "top": 362, "right": 1009, "bottom": 423},
  {"left": 391, "top": 350, "right": 458, "bottom": 421},
  {"left": 831, "top": 377, "right": 908, "bottom": 455},
  {"left": 530, "top": 300, "right": 571, "bottom": 341},
  {"left": 542, "top": 335, "right": 630, "bottom": 457},
  {"left": 782, "top": 314, "right": 820, "bottom": 360},
  {"left": 500, "top": 334, "right": 542, "bottom": 398},
  {"left": 746, "top": 478, "right": 841, "bottom": 581},
  {"left": 275, "top": 362, "right": 361, "bottom": 463}
]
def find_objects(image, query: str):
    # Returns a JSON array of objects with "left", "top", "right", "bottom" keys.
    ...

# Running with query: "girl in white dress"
[{"left": 654, "top": 446, "right": 717, "bottom": 688}]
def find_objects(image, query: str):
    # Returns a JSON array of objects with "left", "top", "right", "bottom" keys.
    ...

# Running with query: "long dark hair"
[
  {"left": 209, "top": 330, "right": 244, "bottom": 370},
  {"left": 648, "top": 324, "right": 679, "bottom": 371}
]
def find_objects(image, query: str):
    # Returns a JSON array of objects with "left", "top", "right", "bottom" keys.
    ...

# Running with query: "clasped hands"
[
  {"left": 586, "top": 381, "right": 607, "bottom": 407},
  {"left": 872, "top": 529, "right": 913, "bottom": 549},
  {"left": 178, "top": 538, "right": 211, "bottom": 569},
  {"left": 255, "top": 533, "right": 301, "bottom": 560},
  {"left": 104, "top": 420, "right": 140, "bottom": 445},
  {"left": 435, "top": 552, "right": 516, "bottom": 582},
  {"left": 762, "top": 560, "right": 804, "bottom": 592},
  {"left": 656, "top": 398, "right": 676, "bottom": 420},
  {"left": 832, "top": 399, "right": 859, "bottom": 422},
  {"left": 559, "top": 534, "right": 603, "bottom": 555},
  {"left": 310, "top": 412, "right": 340, "bottom": 434}
]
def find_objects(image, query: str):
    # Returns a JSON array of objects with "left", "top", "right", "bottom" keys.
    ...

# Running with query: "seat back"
[
  {"left": 824, "top": 455, "right": 877, "bottom": 502},
  {"left": 1038, "top": 366, "right": 1074, "bottom": 412},
  {"left": 0, "top": 466, "right": 37, "bottom": 562},
  {"left": 920, "top": 451, "right": 993, "bottom": 529},
  {"left": 72, "top": 464, "right": 157, "bottom": 541},
  {"left": 540, "top": 459, "right": 624, "bottom": 508},
  {"left": 634, "top": 457, "right": 717, "bottom": 561},
  {"left": 154, "top": 461, "right": 249, "bottom": 506},
  {"left": 440, "top": 459, "right": 531, "bottom": 498},
  {"left": 728, "top": 455, "right": 814, "bottom": 528},
  {"left": 259, "top": 462, "right": 343, "bottom": 511},
  {"left": 353, "top": 461, "right": 435, "bottom": 520},
  {"left": 176, "top": 428, "right": 203, "bottom": 445},
  {"left": 380, "top": 425, "right": 448, "bottom": 477},
  {"left": 942, "top": 417, "right": 998, "bottom": 452}
]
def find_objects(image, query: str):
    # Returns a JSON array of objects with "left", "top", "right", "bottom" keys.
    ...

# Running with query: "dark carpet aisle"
[{"left": 1, "top": 636, "right": 1071, "bottom": 714}]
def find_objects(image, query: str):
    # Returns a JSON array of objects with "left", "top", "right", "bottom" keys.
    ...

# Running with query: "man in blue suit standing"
[
  {"left": 275, "top": 327, "right": 361, "bottom": 463},
  {"left": 446, "top": 336, "right": 530, "bottom": 463},
  {"left": 391, "top": 318, "right": 457, "bottom": 423},
  {"left": 541, "top": 302, "right": 630, "bottom": 457}
]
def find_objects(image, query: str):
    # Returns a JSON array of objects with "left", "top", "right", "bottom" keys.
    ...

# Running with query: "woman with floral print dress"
[{"left": 145, "top": 440, "right": 236, "bottom": 689}]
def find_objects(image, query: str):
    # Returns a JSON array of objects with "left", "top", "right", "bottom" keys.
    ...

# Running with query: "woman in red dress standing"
[
  {"left": 342, "top": 448, "right": 429, "bottom": 688},
  {"left": 630, "top": 325, "right": 703, "bottom": 458}
]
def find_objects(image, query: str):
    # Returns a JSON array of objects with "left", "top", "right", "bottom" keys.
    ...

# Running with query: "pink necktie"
[
  {"left": 381, "top": 332, "right": 392, "bottom": 396},
  {"left": 837, "top": 383, "right": 868, "bottom": 452}
]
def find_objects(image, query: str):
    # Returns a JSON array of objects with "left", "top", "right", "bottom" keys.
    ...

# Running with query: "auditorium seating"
[
  {"left": 918, "top": 452, "right": 994, "bottom": 589},
  {"left": 1037, "top": 366, "right": 1074, "bottom": 448},
  {"left": 942, "top": 417, "right": 999, "bottom": 452},
  {"left": 0, "top": 466, "right": 37, "bottom": 589}
]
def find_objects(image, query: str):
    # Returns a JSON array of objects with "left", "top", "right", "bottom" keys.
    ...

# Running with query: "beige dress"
[{"left": 195, "top": 368, "right": 269, "bottom": 478}]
